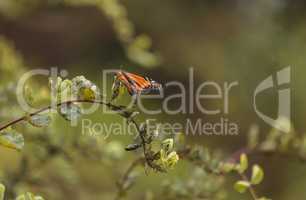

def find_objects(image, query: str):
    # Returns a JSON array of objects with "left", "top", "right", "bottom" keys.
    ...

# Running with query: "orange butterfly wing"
[
  {"left": 125, "top": 72, "right": 151, "bottom": 89},
  {"left": 115, "top": 71, "right": 160, "bottom": 96},
  {"left": 115, "top": 72, "right": 135, "bottom": 95}
]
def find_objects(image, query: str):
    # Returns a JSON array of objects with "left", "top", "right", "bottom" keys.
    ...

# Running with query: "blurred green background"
[{"left": 0, "top": 0, "right": 305, "bottom": 199}]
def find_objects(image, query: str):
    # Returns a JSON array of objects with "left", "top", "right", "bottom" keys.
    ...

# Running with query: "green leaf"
[
  {"left": 161, "top": 138, "right": 174, "bottom": 153},
  {"left": 16, "top": 194, "right": 27, "bottom": 200},
  {"left": 57, "top": 79, "right": 73, "bottom": 102},
  {"left": 234, "top": 181, "right": 250, "bottom": 193},
  {"left": 258, "top": 197, "right": 271, "bottom": 200},
  {"left": 0, "top": 183, "right": 5, "bottom": 200},
  {"left": 34, "top": 197, "right": 45, "bottom": 200},
  {"left": 58, "top": 103, "right": 81, "bottom": 121},
  {"left": 71, "top": 76, "right": 98, "bottom": 100},
  {"left": 159, "top": 150, "right": 179, "bottom": 170},
  {"left": 166, "top": 151, "right": 179, "bottom": 169},
  {"left": 251, "top": 165, "right": 264, "bottom": 185},
  {"left": 16, "top": 192, "right": 34, "bottom": 200},
  {"left": 0, "top": 129, "right": 24, "bottom": 151},
  {"left": 79, "top": 87, "right": 96, "bottom": 100},
  {"left": 28, "top": 114, "right": 51, "bottom": 127},
  {"left": 16, "top": 192, "right": 45, "bottom": 200},
  {"left": 238, "top": 153, "right": 248, "bottom": 174}
]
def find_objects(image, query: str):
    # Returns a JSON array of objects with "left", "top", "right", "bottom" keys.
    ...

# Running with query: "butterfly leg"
[
  {"left": 110, "top": 79, "right": 121, "bottom": 102},
  {"left": 129, "top": 91, "right": 142, "bottom": 109}
]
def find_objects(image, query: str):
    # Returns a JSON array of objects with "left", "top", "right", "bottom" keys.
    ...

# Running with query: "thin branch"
[
  {"left": 240, "top": 173, "right": 258, "bottom": 200},
  {"left": 0, "top": 99, "right": 157, "bottom": 172},
  {"left": 0, "top": 99, "right": 117, "bottom": 132}
]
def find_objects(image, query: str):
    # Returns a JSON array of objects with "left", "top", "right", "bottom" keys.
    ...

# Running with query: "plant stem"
[
  {"left": 0, "top": 99, "right": 156, "bottom": 169},
  {"left": 241, "top": 173, "right": 258, "bottom": 200},
  {"left": 0, "top": 99, "right": 119, "bottom": 132}
]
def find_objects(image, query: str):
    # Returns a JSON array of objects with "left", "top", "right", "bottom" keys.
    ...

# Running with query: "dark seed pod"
[{"left": 125, "top": 143, "right": 142, "bottom": 151}]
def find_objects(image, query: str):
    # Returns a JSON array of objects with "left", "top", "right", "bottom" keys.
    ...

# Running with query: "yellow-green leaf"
[
  {"left": 238, "top": 153, "right": 248, "bottom": 174},
  {"left": 71, "top": 76, "right": 98, "bottom": 100},
  {"left": 166, "top": 151, "right": 179, "bottom": 169},
  {"left": 159, "top": 149, "right": 179, "bottom": 170},
  {"left": 34, "top": 196, "right": 45, "bottom": 200},
  {"left": 258, "top": 197, "right": 271, "bottom": 200},
  {"left": 0, "top": 130, "right": 24, "bottom": 151},
  {"left": 161, "top": 138, "right": 174, "bottom": 153},
  {"left": 0, "top": 183, "right": 5, "bottom": 200},
  {"left": 58, "top": 103, "right": 81, "bottom": 121},
  {"left": 79, "top": 87, "right": 96, "bottom": 100},
  {"left": 16, "top": 192, "right": 45, "bottom": 200},
  {"left": 28, "top": 114, "right": 51, "bottom": 127},
  {"left": 234, "top": 181, "right": 250, "bottom": 193},
  {"left": 251, "top": 165, "right": 264, "bottom": 185},
  {"left": 16, "top": 192, "right": 34, "bottom": 200}
]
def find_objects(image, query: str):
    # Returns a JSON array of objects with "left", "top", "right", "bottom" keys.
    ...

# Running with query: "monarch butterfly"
[{"left": 111, "top": 71, "right": 162, "bottom": 102}]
